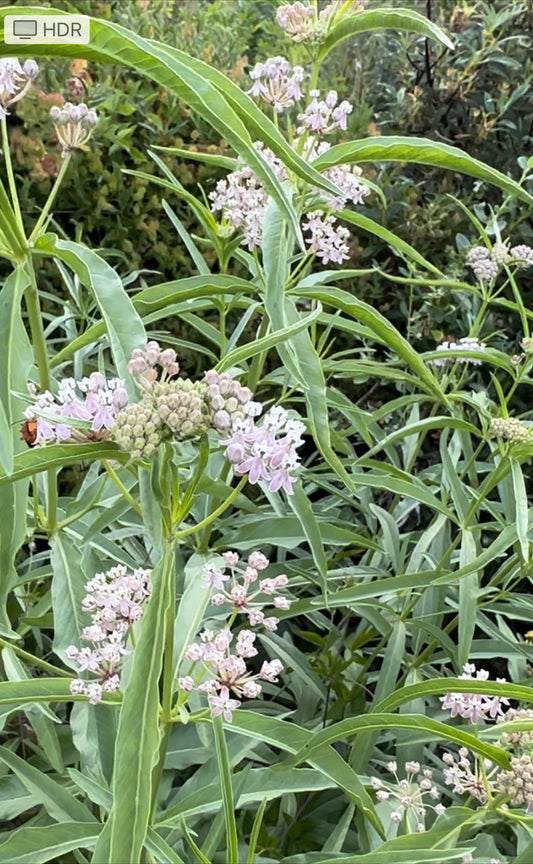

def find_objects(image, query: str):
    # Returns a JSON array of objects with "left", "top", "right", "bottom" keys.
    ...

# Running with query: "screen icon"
[{"left": 12, "top": 20, "right": 38, "bottom": 39}]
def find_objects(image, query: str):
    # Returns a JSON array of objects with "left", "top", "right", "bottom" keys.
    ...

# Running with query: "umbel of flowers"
[
  {"left": 438, "top": 662, "right": 533, "bottom": 815},
  {"left": 466, "top": 242, "right": 533, "bottom": 283},
  {"left": 209, "top": 49, "right": 369, "bottom": 264},
  {"left": 275, "top": 0, "right": 367, "bottom": 43},
  {"left": 113, "top": 342, "right": 305, "bottom": 494},
  {"left": 24, "top": 373, "right": 128, "bottom": 445},
  {"left": 0, "top": 57, "right": 39, "bottom": 115},
  {"left": 178, "top": 551, "right": 287, "bottom": 722},
  {"left": 66, "top": 564, "right": 151, "bottom": 704},
  {"left": 26, "top": 343, "right": 305, "bottom": 495},
  {"left": 49, "top": 102, "right": 98, "bottom": 154},
  {"left": 490, "top": 417, "right": 533, "bottom": 444}
]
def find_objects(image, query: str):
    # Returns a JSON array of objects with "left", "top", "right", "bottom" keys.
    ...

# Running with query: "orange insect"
[{"left": 20, "top": 418, "right": 38, "bottom": 447}]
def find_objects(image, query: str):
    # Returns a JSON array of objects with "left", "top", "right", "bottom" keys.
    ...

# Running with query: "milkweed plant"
[{"left": 1, "top": 3, "right": 533, "bottom": 863}]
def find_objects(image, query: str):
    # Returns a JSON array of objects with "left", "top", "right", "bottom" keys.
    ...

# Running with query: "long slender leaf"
[
  {"left": 0, "top": 823, "right": 99, "bottom": 864},
  {"left": 0, "top": 443, "right": 126, "bottom": 487},
  {"left": 290, "top": 713, "right": 508, "bottom": 768},
  {"left": 0, "top": 745, "right": 97, "bottom": 823},
  {"left": 313, "top": 137, "right": 533, "bottom": 206},
  {"left": 34, "top": 235, "right": 145, "bottom": 390},
  {"left": 0, "top": 268, "right": 32, "bottom": 634},
  {"left": 372, "top": 677, "right": 533, "bottom": 714},
  {"left": 318, "top": 7, "right": 455, "bottom": 61},
  {"left": 92, "top": 544, "right": 173, "bottom": 864}
]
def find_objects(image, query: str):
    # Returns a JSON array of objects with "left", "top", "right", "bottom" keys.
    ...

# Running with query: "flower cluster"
[
  {"left": 203, "top": 550, "right": 290, "bottom": 629},
  {"left": 466, "top": 243, "right": 533, "bottom": 283},
  {"left": 302, "top": 210, "right": 350, "bottom": 263},
  {"left": 210, "top": 133, "right": 368, "bottom": 259},
  {"left": 66, "top": 564, "right": 151, "bottom": 704},
  {"left": 0, "top": 57, "right": 39, "bottom": 115},
  {"left": 49, "top": 102, "right": 97, "bottom": 154},
  {"left": 496, "top": 754, "right": 533, "bottom": 813},
  {"left": 210, "top": 56, "right": 368, "bottom": 264},
  {"left": 204, "top": 369, "right": 256, "bottom": 433},
  {"left": 442, "top": 748, "right": 490, "bottom": 803},
  {"left": 24, "top": 373, "right": 128, "bottom": 445},
  {"left": 247, "top": 57, "right": 304, "bottom": 113},
  {"left": 370, "top": 761, "right": 445, "bottom": 832},
  {"left": 275, "top": 2, "right": 315, "bottom": 41},
  {"left": 440, "top": 663, "right": 509, "bottom": 723},
  {"left": 275, "top": 1, "right": 366, "bottom": 42},
  {"left": 221, "top": 404, "right": 305, "bottom": 494},
  {"left": 490, "top": 417, "right": 533, "bottom": 444},
  {"left": 431, "top": 337, "right": 486, "bottom": 367},
  {"left": 109, "top": 343, "right": 304, "bottom": 493},
  {"left": 113, "top": 342, "right": 213, "bottom": 459},
  {"left": 178, "top": 627, "right": 283, "bottom": 722},
  {"left": 297, "top": 89, "right": 352, "bottom": 135},
  {"left": 497, "top": 708, "right": 533, "bottom": 750}
]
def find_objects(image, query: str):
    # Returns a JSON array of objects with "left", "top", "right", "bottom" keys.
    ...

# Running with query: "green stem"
[
  {"left": 506, "top": 265, "right": 529, "bottom": 338},
  {"left": 24, "top": 254, "right": 57, "bottom": 530},
  {"left": 150, "top": 539, "right": 176, "bottom": 821},
  {"left": 24, "top": 255, "right": 50, "bottom": 390},
  {"left": 1, "top": 114, "right": 24, "bottom": 234},
  {"left": 172, "top": 475, "right": 246, "bottom": 550},
  {"left": 103, "top": 460, "right": 142, "bottom": 514},
  {"left": 28, "top": 153, "right": 72, "bottom": 245}
]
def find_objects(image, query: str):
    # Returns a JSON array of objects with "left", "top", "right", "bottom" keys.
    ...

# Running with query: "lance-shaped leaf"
[
  {"left": 34, "top": 235, "right": 145, "bottom": 392},
  {"left": 318, "top": 7, "right": 455, "bottom": 62},
  {"left": 313, "top": 137, "right": 533, "bottom": 206}
]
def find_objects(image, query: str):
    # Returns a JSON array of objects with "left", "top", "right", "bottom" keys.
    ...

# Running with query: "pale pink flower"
[
  {"left": 66, "top": 565, "right": 151, "bottom": 704},
  {"left": 209, "top": 687, "right": 242, "bottom": 722},
  {"left": 440, "top": 662, "right": 509, "bottom": 723},
  {"left": 246, "top": 57, "right": 304, "bottom": 113}
]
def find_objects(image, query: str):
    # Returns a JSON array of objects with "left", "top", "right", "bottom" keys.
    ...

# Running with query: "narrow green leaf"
[
  {"left": 313, "top": 137, "right": 533, "bottom": 207},
  {"left": 34, "top": 235, "right": 145, "bottom": 389},
  {"left": 162, "top": 199, "right": 209, "bottom": 275},
  {"left": 0, "top": 268, "right": 32, "bottom": 633},
  {"left": 372, "top": 677, "right": 533, "bottom": 714},
  {"left": 0, "top": 677, "right": 79, "bottom": 707},
  {"left": 294, "top": 285, "right": 447, "bottom": 403},
  {"left": 0, "top": 443, "right": 126, "bottom": 487},
  {"left": 458, "top": 529, "right": 478, "bottom": 668},
  {"left": 0, "top": 823, "right": 99, "bottom": 864},
  {"left": 92, "top": 545, "right": 174, "bottom": 864},
  {"left": 290, "top": 713, "right": 508, "bottom": 769},
  {"left": 318, "top": 7, "right": 455, "bottom": 62},
  {"left": 153, "top": 144, "right": 237, "bottom": 170},
  {"left": 288, "top": 482, "right": 329, "bottom": 598},
  {"left": 51, "top": 532, "right": 88, "bottom": 658},
  {"left": 159, "top": 767, "right": 334, "bottom": 825},
  {"left": 247, "top": 798, "right": 268, "bottom": 864},
  {"left": 213, "top": 717, "right": 239, "bottom": 864},
  {"left": 217, "top": 303, "right": 322, "bottom": 372},
  {"left": 0, "top": 745, "right": 97, "bottom": 823},
  {"left": 221, "top": 711, "right": 383, "bottom": 836},
  {"left": 145, "top": 829, "right": 187, "bottom": 864},
  {"left": 511, "top": 460, "right": 530, "bottom": 561},
  {"left": 337, "top": 210, "right": 442, "bottom": 275}
]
